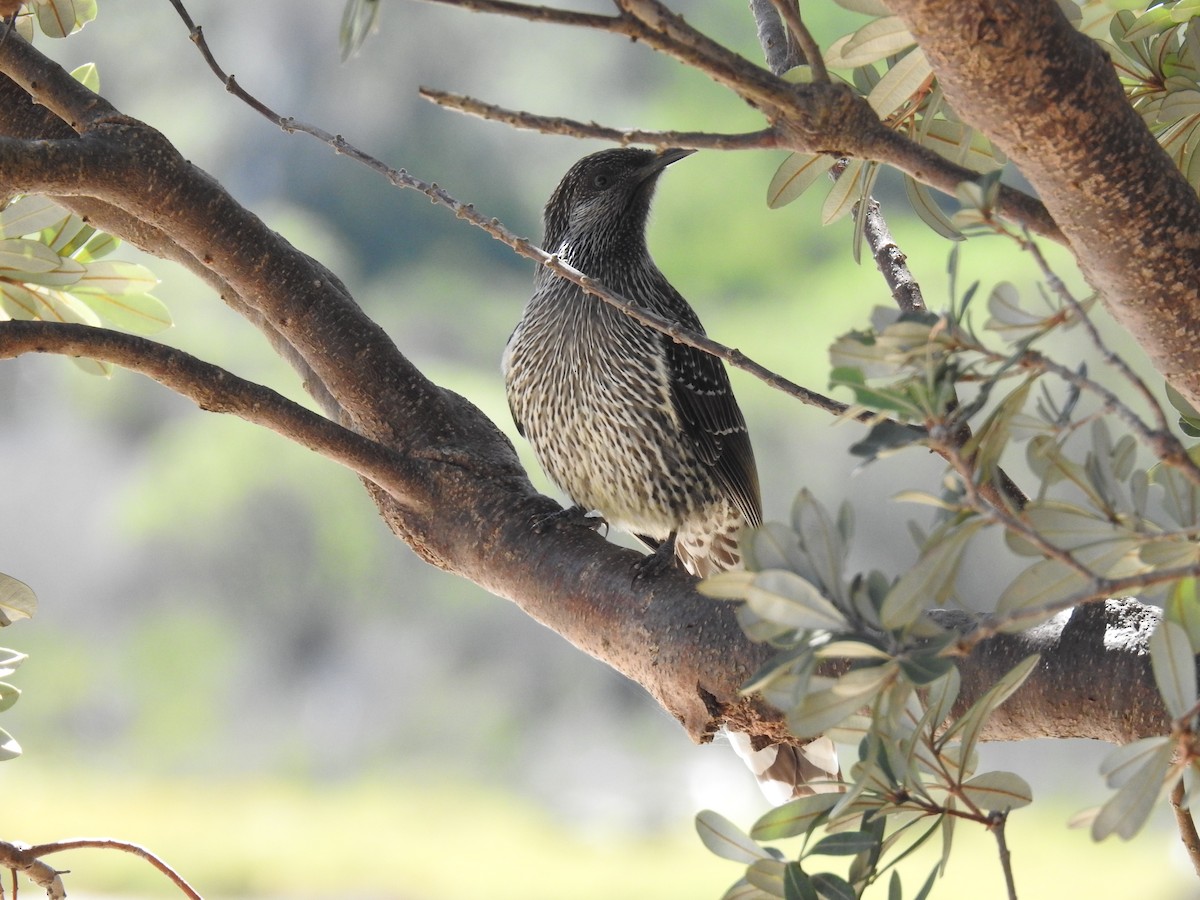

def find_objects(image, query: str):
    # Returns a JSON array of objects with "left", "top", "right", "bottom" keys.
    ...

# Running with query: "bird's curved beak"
[{"left": 652, "top": 147, "right": 696, "bottom": 172}]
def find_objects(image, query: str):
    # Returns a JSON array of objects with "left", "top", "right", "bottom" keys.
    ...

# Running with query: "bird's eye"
[{"left": 592, "top": 172, "right": 612, "bottom": 189}]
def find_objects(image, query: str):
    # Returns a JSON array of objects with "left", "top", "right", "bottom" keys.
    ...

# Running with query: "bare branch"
[
  {"left": 148, "top": 4, "right": 850, "bottom": 419},
  {"left": 860, "top": 197, "right": 925, "bottom": 314},
  {"left": 414, "top": 0, "right": 617, "bottom": 30},
  {"left": 0, "top": 321, "right": 430, "bottom": 511},
  {"left": 25, "top": 838, "right": 201, "bottom": 900},
  {"left": 419, "top": 88, "right": 781, "bottom": 150},
  {"left": 1171, "top": 780, "right": 1200, "bottom": 877},
  {"left": 0, "top": 840, "right": 65, "bottom": 899}
]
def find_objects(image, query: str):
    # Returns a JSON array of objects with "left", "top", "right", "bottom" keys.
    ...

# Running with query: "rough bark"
[{"left": 0, "top": 15, "right": 1182, "bottom": 754}]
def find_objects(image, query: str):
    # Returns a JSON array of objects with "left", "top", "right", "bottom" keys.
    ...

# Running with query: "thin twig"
[
  {"left": 860, "top": 197, "right": 925, "bottom": 314},
  {"left": 25, "top": 839, "right": 201, "bottom": 900},
  {"left": 1171, "top": 779, "right": 1200, "bottom": 877},
  {"left": 956, "top": 560, "right": 1200, "bottom": 652},
  {"left": 1020, "top": 348, "right": 1200, "bottom": 485},
  {"left": 419, "top": 88, "right": 780, "bottom": 150},
  {"left": 988, "top": 813, "right": 1019, "bottom": 900}
]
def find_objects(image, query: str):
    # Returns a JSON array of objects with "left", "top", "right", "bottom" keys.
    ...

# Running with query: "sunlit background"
[{"left": 0, "top": 1, "right": 1191, "bottom": 897}]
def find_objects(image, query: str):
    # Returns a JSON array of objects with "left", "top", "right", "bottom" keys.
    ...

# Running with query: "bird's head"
[{"left": 542, "top": 147, "right": 695, "bottom": 260}]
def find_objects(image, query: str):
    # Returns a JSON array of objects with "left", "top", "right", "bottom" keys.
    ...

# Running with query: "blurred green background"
[{"left": 0, "top": 0, "right": 1191, "bottom": 897}]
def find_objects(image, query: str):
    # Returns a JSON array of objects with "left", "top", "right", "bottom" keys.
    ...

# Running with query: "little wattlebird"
[{"left": 503, "top": 146, "right": 840, "bottom": 799}]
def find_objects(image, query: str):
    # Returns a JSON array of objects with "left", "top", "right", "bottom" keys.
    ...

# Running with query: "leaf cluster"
[
  {"left": 767, "top": 0, "right": 1006, "bottom": 247},
  {"left": 699, "top": 490, "right": 1039, "bottom": 898}
]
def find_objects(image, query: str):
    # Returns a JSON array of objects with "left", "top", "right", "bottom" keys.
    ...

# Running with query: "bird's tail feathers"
[{"left": 727, "top": 731, "right": 843, "bottom": 805}]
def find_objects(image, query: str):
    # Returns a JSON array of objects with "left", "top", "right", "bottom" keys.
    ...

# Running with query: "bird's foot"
[
  {"left": 633, "top": 532, "right": 680, "bottom": 581},
  {"left": 532, "top": 504, "right": 606, "bottom": 536}
]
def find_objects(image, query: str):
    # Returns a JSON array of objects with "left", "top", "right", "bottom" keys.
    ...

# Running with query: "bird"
[
  {"left": 503, "top": 146, "right": 840, "bottom": 798},
  {"left": 503, "top": 146, "right": 760, "bottom": 578}
]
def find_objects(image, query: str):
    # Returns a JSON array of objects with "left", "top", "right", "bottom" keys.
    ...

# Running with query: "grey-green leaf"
[
  {"left": 746, "top": 858, "right": 787, "bottom": 897},
  {"left": 881, "top": 521, "right": 981, "bottom": 629},
  {"left": 0, "top": 682, "right": 19, "bottom": 714},
  {"left": 1149, "top": 619, "right": 1197, "bottom": 720},
  {"left": 1091, "top": 739, "right": 1175, "bottom": 840},
  {"left": 959, "top": 770, "right": 1033, "bottom": 811},
  {"left": 752, "top": 793, "right": 841, "bottom": 840},
  {"left": 768, "top": 153, "right": 836, "bottom": 209},
  {"left": 0, "top": 726, "right": 20, "bottom": 761},
  {"left": 747, "top": 570, "right": 848, "bottom": 631},
  {"left": 697, "top": 810, "right": 770, "bottom": 864},
  {"left": 826, "top": 17, "right": 915, "bottom": 67},
  {"left": 0, "top": 573, "right": 36, "bottom": 627},
  {"left": 812, "top": 872, "right": 857, "bottom": 900},
  {"left": 1099, "top": 735, "right": 1172, "bottom": 789},
  {"left": 809, "top": 830, "right": 881, "bottom": 857}
]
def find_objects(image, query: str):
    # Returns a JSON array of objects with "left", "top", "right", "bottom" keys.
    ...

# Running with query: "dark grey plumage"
[{"left": 503, "top": 147, "right": 762, "bottom": 577}]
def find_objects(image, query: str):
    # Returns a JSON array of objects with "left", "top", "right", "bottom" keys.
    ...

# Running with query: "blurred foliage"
[
  {"left": 0, "top": 572, "right": 35, "bottom": 762},
  {"left": 13, "top": 0, "right": 96, "bottom": 40},
  {"left": 697, "top": 210, "right": 1200, "bottom": 894}
]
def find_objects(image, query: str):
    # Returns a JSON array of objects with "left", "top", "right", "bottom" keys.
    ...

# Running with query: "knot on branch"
[{"left": 773, "top": 82, "right": 880, "bottom": 153}]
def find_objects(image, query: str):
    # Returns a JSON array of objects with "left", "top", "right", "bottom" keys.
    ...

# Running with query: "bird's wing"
[{"left": 659, "top": 290, "right": 763, "bottom": 527}]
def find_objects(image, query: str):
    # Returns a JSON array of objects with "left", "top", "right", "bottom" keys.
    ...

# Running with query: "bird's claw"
[
  {"left": 532, "top": 504, "right": 606, "bottom": 535},
  {"left": 632, "top": 532, "right": 679, "bottom": 581}
]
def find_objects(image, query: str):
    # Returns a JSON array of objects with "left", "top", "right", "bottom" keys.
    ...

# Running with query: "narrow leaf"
[
  {"left": 0, "top": 573, "right": 36, "bottom": 626},
  {"left": 752, "top": 793, "right": 841, "bottom": 840},
  {"left": 811, "top": 872, "right": 857, "bottom": 900},
  {"left": 958, "top": 770, "right": 1033, "bottom": 811},
  {"left": 0, "top": 727, "right": 21, "bottom": 762},
  {"left": 821, "top": 159, "right": 866, "bottom": 225},
  {"left": 0, "top": 197, "right": 68, "bottom": 239},
  {"left": 826, "top": 17, "right": 915, "bottom": 67},
  {"left": 697, "top": 810, "right": 770, "bottom": 864},
  {"left": 881, "top": 521, "right": 982, "bottom": 629},
  {"left": 1091, "top": 740, "right": 1175, "bottom": 840},
  {"left": 0, "top": 682, "right": 19, "bottom": 714},
  {"left": 768, "top": 153, "right": 836, "bottom": 209},
  {"left": 941, "top": 654, "right": 1040, "bottom": 762},
  {"left": 746, "top": 570, "right": 848, "bottom": 631},
  {"left": 1149, "top": 619, "right": 1198, "bottom": 720},
  {"left": 746, "top": 858, "right": 787, "bottom": 897},
  {"left": 867, "top": 48, "right": 932, "bottom": 118},
  {"left": 809, "top": 830, "right": 881, "bottom": 857},
  {"left": 1099, "top": 735, "right": 1172, "bottom": 789}
]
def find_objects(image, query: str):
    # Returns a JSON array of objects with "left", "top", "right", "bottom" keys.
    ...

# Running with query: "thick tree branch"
[{"left": 884, "top": 0, "right": 1200, "bottom": 407}]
